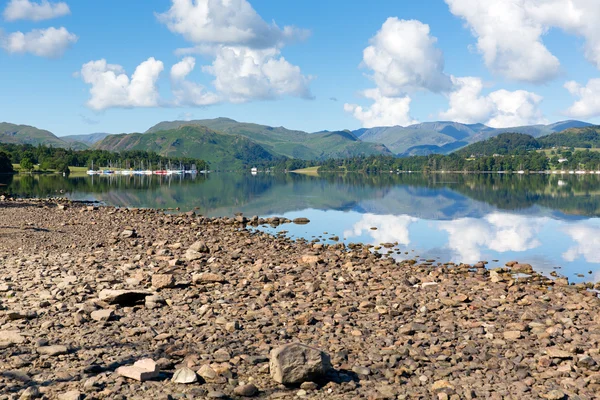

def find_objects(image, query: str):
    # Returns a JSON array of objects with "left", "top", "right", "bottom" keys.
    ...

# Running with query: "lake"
[{"left": 3, "top": 172, "right": 600, "bottom": 283}]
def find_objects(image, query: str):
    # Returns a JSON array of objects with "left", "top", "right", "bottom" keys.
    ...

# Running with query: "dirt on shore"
[{"left": 1, "top": 198, "right": 600, "bottom": 399}]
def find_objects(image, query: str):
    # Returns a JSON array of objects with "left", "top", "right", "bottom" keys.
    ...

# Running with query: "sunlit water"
[{"left": 2, "top": 172, "right": 600, "bottom": 283}]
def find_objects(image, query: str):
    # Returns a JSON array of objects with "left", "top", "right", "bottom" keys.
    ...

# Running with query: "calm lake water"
[{"left": 3, "top": 172, "right": 600, "bottom": 283}]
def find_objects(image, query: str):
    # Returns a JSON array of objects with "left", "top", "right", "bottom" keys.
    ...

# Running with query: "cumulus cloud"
[
  {"left": 346, "top": 18, "right": 453, "bottom": 127},
  {"left": 562, "top": 224, "right": 600, "bottom": 263},
  {"left": 439, "top": 213, "right": 546, "bottom": 264},
  {"left": 204, "top": 46, "right": 312, "bottom": 102},
  {"left": 563, "top": 78, "right": 600, "bottom": 119},
  {"left": 440, "top": 76, "right": 546, "bottom": 127},
  {"left": 343, "top": 214, "right": 417, "bottom": 246},
  {"left": 1, "top": 27, "right": 76, "bottom": 58},
  {"left": 157, "top": 0, "right": 308, "bottom": 49},
  {"left": 170, "top": 57, "right": 220, "bottom": 106},
  {"left": 3, "top": 0, "right": 70, "bottom": 22},
  {"left": 445, "top": 0, "right": 600, "bottom": 83},
  {"left": 80, "top": 58, "right": 164, "bottom": 110},
  {"left": 363, "top": 18, "right": 452, "bottom": 96},
  {"left": 344, "top": 89, "right": 417, "bottom": 128},
  {"left": 155, "top": 0, "right": 312, "bottom": 107}
]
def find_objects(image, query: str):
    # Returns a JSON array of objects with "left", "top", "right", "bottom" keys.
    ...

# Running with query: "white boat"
[{"left": 517, "top": 170, "right": 525, "bottom": 174}]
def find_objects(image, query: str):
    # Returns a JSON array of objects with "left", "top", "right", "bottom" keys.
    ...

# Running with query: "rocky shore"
[{"left": 1, "top": 199, "right": 600, "bottom": 399}]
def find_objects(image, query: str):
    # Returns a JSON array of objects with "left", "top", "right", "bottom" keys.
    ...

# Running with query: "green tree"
[
  {"left": 0, "top": 151, "right": 14, "bottom": 173},
  {"left": 20, "top": 156, "right": 34, "bottom": 172}
]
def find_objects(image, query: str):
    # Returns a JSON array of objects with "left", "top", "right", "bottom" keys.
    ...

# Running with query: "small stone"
[
  {"left": 545, "top": 389, "right": 565, "bottom": 400},
  {"left": 91, "top": 309, "right": 114, "bottom": 322},
  {"left": 269, "top": 343, "right": 332, "bottom": 384},
  {"left": 352, "top": 365, "right": 371, "bottom": 376},
  {"left": 198, "top": 364, "right": 218, "bottom": 381},
  {"left": 189, "top": 241, "right": 210, "bottom": 253},
  {"left": 116, "top": 358, "right": 159, "bottom": 381},
  {"left": 172, "top": 367, "right": 198, "bottom": 384},
  {"left": 120, "top": 229, "right": 136, "bottom": 238},
  {"left": 233, "top": 383, "right": 258, "bottom": 397},
  {"left": 193, "top": 272, "right": 227, "bottom": 284},
  {"left": 300, "top": 382, "right": 318, "bottom": 390},
  {"left": 431, "top": 380, "right": 455, "bottom": 394},
  {"left": 37, "top": 345, "right": 68, "bottom": 356},
  {"left": 57, "top": 391, "right": 83, "bottom": 400},
  {"left": 152, "top": 274, "right": 175, "bottom": 289},
  {"left": 20, "top": 386, "right": 40, "bottom": 400},
  {"left": 98, "top": 289, "right": 152, "bottom": 306},
  {"left": 503, "top": 330, "right": 522, "bottom": 340}
]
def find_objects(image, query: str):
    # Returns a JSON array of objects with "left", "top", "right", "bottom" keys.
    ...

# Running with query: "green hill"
[
  {"left": 94, "top": 125, "right": 280, "bottom": 170},
  {"left": 455, "top": 133, "right": 542, "bottom": 156},
  {"left": 0, "top": 122, "right": 87, "bottom": 150},
  {"left": 538, "top": 126, "right": 600, "bottom": 149},
  {"left": 145, "top": 118, "right": 392, "bottom": 159}
]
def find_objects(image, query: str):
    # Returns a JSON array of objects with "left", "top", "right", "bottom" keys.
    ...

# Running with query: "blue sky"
[{"left": 1, "top": 0, "right": 600, "bottom": 136}]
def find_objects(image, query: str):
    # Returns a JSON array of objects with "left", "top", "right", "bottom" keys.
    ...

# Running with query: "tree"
[
  {"left": 0, "top": 151, "right": 14, "bottom": 173},
  {"left": 20, "top": 156, "right": 34, "bottom": 172}
]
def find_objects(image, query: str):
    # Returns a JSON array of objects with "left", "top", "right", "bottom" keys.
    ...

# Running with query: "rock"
[
  {"left": 189, "top": 240, "right": 210, "bottom": 253},
  {"left": 172, "top": 367, "right": 198, "bottom": 384},
  {"left": 91, "top": 309, "right": 114, "bottom": 322},
  {"left": 20, "top": 386, "right": 40, "bottom": 400},
  {"left": 37, "top": 345, "right": 68, "bottom": 356},
  {"left": 192, "top": 272, "right": 227, "bottom": 284},
  {"left": 185, "top": 249, "right": 203, "bottom": 261},
  {"left": 198, "top": 364, "right": 218, "bottom": 381},
  {"left": 431, "top": 380, "right": 455, "bottom": 394},
  {"left": 152, "top": 273, "right": 175, "bottom": 289},
  {"left": 57, "top": 391, "right": 83, "bottom": 400},
  {"left": 545, "top": 348, "right": 572, "bottom": 359},
  {"left": 292, "top": 218, "right": 310, "bottom": 225},
  {"left": 120, "top": 229, "right": 136, "bottom": 238},
  {"left": 98, "top": 289, "right": 152, "bottom": 306},
  {"left": 352, "top": 366, "right": 371, "bottom": 376},
  {"left": 511, "top": 263, "right": 533, "bottom": 273},
  {"left": 145, "top": 294, "right": 166, "bottom": 309},
  {"left": 503, "top": 330, "right": 522, "bottom": 340},
  {"left": 299, "top": 382, "right": 318, "bottom": 390},
  {"left": 116, "top": 358, "right": 159, "bottom": 381},
  {"left": 545, "top": 390, "right": 566, "bottom": 400},
  {"left": 234, "top": 383, "right": 258, "bottom": 397},
  {"left": 269, "top": 343, "right": 332, "bottom": 384},
  {"left": 0, "top": 330, "right": 25, "bottom": 345}
]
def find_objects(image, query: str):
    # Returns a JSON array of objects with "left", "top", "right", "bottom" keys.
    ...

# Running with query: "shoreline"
[{"left": 1, "top": 198, "right": 599, "bottom": 399}]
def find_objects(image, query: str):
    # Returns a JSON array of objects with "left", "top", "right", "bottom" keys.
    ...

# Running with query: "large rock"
[
  {"left": 269, "top": 343, "right": 332, "bottom": 384},
  {"left": 172, "top": 367, "right": 197, "bottom": 384},
  {"left": 185, "top": 249, "right": 203, "bottom": 261},
  {"left": 116, "top": 358, "right": 159, "bottom": 381},
  {"left": 152, "top": 274, "right": 175, "bottom": 289},
  {"left": 98, "top": 289, "right": 152, "bottom": 306},
  {"left": 0, "top": 330, "right": 25, "bottom": 345},
  {"left": 37, "top": 345, "right": 68, "bottom": 356},
  {"left": 189, "top": 240, "right": 209, "bottom": 253},
  {"left": 91, "top": 309, "right": 114, "bottom": 322}
]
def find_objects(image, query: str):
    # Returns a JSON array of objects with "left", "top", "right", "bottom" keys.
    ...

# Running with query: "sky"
[{"left": 1, "top": 0, "right": 600, "bottom": 137}]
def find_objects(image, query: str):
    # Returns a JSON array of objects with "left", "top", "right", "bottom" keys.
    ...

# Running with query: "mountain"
[
  {"left": 0, "top": 122, "right": 87, "bottom": 149},
  {"left": 454, "top": 133, "right": 542, "bottom": 156},
  {"left": 93, "top": 125, "right": 280, "bottom": 169},
  {"left": 146, "top": 118, "right": 391, "bottom": 159},
  {"left": 356, "top": 120, "right": 594, "bottom": 155},
  {"left": 538, "top": 126, "right": 600, "bottom": 148},
  {"left": 61, "top": 132, "right": 110, "bottom": 146}
]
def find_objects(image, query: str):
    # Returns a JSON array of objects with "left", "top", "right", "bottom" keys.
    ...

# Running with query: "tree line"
[{"left": 0, "top": 143, "right": 209, "bottom": 173}]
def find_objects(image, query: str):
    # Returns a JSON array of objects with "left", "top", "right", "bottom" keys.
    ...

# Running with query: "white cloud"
[
  {"left": 440, "top": 76, "right": 546, "bottom": 128},
  {"left": 562, "top": 224, "right": 600, "bottom": 263},
  {"left": 363, "top": 18, "right": 452, "bottom": 96},
  {"left": 344, "top": 89, "right": 416, "bottom": 128},
  {"left": 203, "top": 46, "right": 312, "bottom": 102},
  {"left": 446, "top": 0, "right": 560, "bottom": 83},
  {"left": 440, "top": 213, "right": 546, "bottom": 264},
  {"left": 445, "top": 0, "right": 600, "bottom": 83},
  {"left": 3, "top": 0, "right": 70, "bottom": 22},
  {"left": 170, "top": 57, "right": 220, "bottom": 106},
  {"left": 343, "top": 214, "right": 417, "bottom": 246},
  {"left": 563, "top": 78, "right": 600, "bottom": 119},
  {"left": 1, "top": 27, "right": 76, "bottom": 58},
  {"left": 156, "top": 0, "right": 312, "bottom": 107},
  {"left": 156, "top": 0, "right": 307, "bottom": 49},
  {"left": 80, "top": 58, "right": 164, "bottom": 110}
]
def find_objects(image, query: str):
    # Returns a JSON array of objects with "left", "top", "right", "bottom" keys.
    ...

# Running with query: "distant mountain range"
[
  {"left": 62, "top": 132, "right": 110, "bottom": 146},
  {"left": 354, "top": 120, "right": 594, "bottom": 155},
  {"left": 0, "top": 118, "right": 597, "bottom": 166}
]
